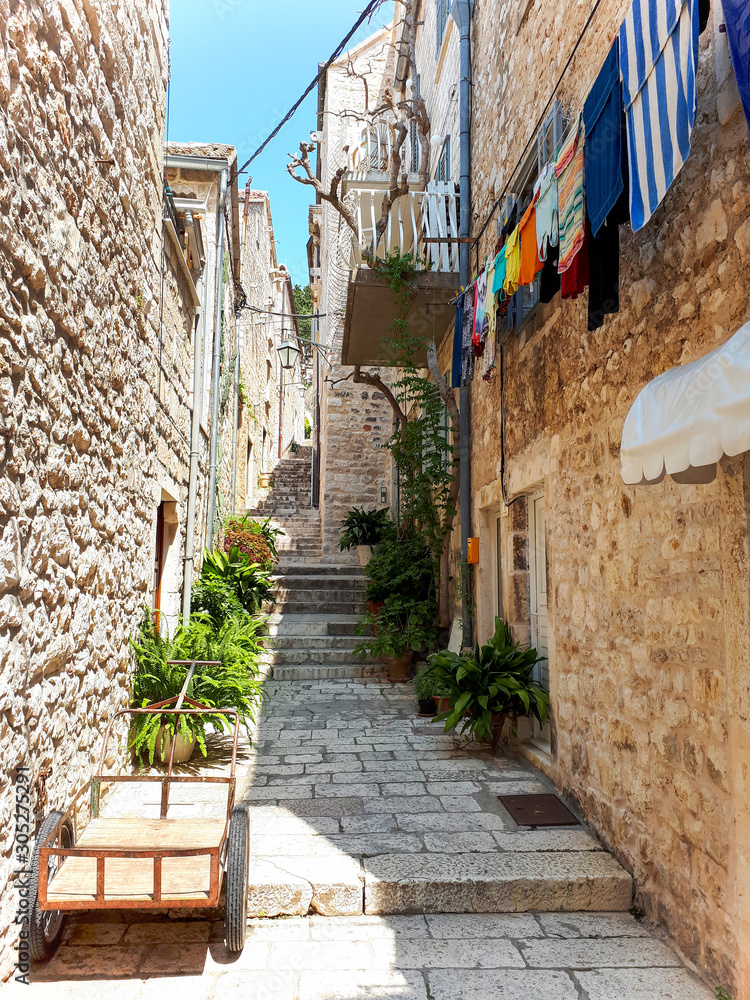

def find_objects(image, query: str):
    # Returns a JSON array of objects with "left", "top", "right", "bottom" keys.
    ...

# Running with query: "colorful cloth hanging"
[
  {"left": 461, "top": 288, "right": 475, "bottom": 383},
  {"left": 619, "top": 0, "right": 700, "bottom": 232},
  {"left": 473, "top": 270, "right": 488, "bottom": 347},
  {"left": 518, "top": 192, "right": 544, "bottom": 286},
  {"left": 721, "top": 0, "right": 750, "bottom": 133},
  {"left": 503, "top": 225, "right": 522, "bottom": 296},
  {"left": 555, "top": 116, "right": 586, "bottom": 274},
  {"left": 536, "top": 162, "right": 559, "bottom": 262},
  {"left": 583, "top": 39, "right": 625, "bottom": 237}
]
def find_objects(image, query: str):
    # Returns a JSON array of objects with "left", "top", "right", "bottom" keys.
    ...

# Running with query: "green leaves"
[
  {"left": 201, "top": 545, "right": 273, "bottom": 614},
  {"left": 427, "top": 617, "right": 550, "bottom": 739},
  {"left": 354, "top": 595, "right": 438, "bottom": 661},
  {"left": 339, "top": 507, "right": 391, "bottom": 551}
]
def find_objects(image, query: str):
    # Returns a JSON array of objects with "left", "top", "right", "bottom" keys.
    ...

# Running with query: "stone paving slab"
[{"left": 4, "top": 912, "right": 713, "bottom": 999}]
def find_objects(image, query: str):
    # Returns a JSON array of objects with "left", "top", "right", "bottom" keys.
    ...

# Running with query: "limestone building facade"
[{"left": 398, "top": 0, "right": 750, "bottom": 991}]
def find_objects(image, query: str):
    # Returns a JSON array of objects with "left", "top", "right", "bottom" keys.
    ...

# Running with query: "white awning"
[{"left": 621, "top": 322, "right": 750, "bottom": 485}]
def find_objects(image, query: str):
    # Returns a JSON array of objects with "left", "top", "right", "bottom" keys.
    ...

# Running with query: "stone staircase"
[{"left": 265, "top": 565, "right": 382, "bottom": 681}]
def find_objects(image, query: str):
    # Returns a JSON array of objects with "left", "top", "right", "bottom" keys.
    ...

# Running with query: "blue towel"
[
  {"left": 721, "top": 0, "right": 750, "bottom": 134},
  {"left": 583, "top": 40, "right": 625, "bottom": 237},
  {"left": 451, "top": 294, "right": 463, "bottom": 388},
  {"left": 620, "top": 0, "right": 699, "bottom": 232}
]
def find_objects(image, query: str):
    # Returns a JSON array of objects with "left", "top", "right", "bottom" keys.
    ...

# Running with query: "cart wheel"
[
  {"left": 224, "top": 805, "right": 249, "bottom": 953},
  {"left": 30, "top": 810, "right": 74, "bottom": 962}
]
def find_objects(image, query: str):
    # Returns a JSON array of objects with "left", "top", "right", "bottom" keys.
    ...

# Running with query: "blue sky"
[{"left": 168, "top": 0, "right": 393, "bottom": 285}]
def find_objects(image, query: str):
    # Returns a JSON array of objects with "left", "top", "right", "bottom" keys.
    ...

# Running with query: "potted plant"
[
  {"left": 429, "top": 618, "right": 549, "bottom": 748},
  {"left": 128, "top": 610, "right": 266, "bottom": 765},
  {"left": 354, "top": 596, "right": 438, "bottom": 683},
  {"left": 259, "top": 472, "right": 272, "bottom": 489},
  {"left": 339, "top": 506, "right": 391, "bottom": 567},
  {"left": 413, "top": 659, "right": 453, "bottom": 716}
]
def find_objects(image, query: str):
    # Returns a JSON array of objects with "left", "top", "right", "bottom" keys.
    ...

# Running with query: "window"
[
  {"left": 503, "top": 102, "right": 563, "bottom": 331},
  {"left": 435, "top": 136, "right": 450, "bottom": 183},
  {"left": 436, "top": 0, "right": 449, "bottom": 54}
]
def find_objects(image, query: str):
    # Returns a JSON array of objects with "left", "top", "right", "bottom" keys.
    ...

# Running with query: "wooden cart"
[{"left": 28, "top": 661, "right": 249, "bottom": 961}]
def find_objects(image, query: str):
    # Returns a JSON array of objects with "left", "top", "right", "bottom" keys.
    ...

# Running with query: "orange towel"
[{"left": 518, "top": 193, "right": 544, "bottom": 287}]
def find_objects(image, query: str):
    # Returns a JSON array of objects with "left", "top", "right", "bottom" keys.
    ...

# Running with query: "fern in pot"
[
  {"left": 429, "top": 618, "right": 549, "bottom": 747},
  {"left": 129, "top": 609, "right": 266, "bottom": 764},
  {"left": 339, "top": 506, "right": 391, "bottom": 567}
]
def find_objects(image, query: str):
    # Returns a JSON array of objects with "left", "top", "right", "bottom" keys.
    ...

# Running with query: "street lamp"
[{"left": 277, "top": 340, "right": 301, "bottom": 370}]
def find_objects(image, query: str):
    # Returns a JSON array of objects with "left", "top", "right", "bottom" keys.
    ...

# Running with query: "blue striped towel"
[{"left": 619, "top": 0, "right": 700, "bottom": 232}]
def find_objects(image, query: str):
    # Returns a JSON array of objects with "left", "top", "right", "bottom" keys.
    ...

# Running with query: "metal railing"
[{"left": 340, "top": 182, "right": 459, "bottom": 274}]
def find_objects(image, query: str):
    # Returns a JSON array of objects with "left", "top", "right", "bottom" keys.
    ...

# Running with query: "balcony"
[{"left": 340, "top": 181, "right": 460, "bottom": 367}]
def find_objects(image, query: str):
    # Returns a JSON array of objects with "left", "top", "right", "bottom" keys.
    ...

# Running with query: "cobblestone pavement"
[
  {"left": 8, "top": 680, "right": 713, "bottom": 998},
  {"left": 7, "top": 911, "right": 712, "bottom": 999}
]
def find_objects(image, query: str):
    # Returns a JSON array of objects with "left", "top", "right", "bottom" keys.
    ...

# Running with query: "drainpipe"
[
  {"left": 206, "top": 167, "right": 228, "bottom": 549},
  {"left": 454, "top": 0, "right": 473, "bottom": 645},
  {"left": 182, "top": 212, "right": 205, "bottom": 622},
  {"left": 230, "top": 345, "right": 240, "bottom": 514}
]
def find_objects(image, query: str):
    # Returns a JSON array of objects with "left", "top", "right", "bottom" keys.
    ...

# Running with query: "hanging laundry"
[
  {"left": 486, "top": 259, "right": 498, "bottom": 344},
  {"left": 539, "top": 242, "right": 561, "bottom": 304},
  {"left": 536, "top": 162, "right": 559, "bottom": 262},
  {"left": 451, "top": 292, "right": 464, "bottom": 388},
  {"left": 473, "top": 270, "right": 488, "bottom": 348},
  {"left": 555, "top": 116, "right": 586, "bottom": 274},
  {"left": 588, "top": 214, "right": 621, "bottom": 330},
  {"left": 503, "top": 224, "right": 522, "bottom": 296},
  {"left": 561, "top": 217, "right": 589, "bottom": 300},
  {"left": 461, "top": 286, "right": 475, "bottom": 383},
  {"left": 619, "top": 0, "right": 700, "bottom": 232},
  {"left": 518, "top": 192, "right": 544, "bottom": 286},
  {"left": 583, "top": 39, "right": 625, "bottom": 237},
  {"left": 721, "top": 0, "right": 750, "bottom": 133},
  {"left": 493, "top": 245, "right": 508, "bottom": 299}
]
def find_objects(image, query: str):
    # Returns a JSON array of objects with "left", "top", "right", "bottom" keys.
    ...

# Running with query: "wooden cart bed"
[{"left": 45, "top": 817, "right": 225, "bottom": 907}]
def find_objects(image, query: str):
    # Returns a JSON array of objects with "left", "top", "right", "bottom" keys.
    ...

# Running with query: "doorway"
[
  {"left": 246, "top": 439, "right": 254, "bottom": 507},
  {"left": 152, "top": 501, "right": 166, "bottom": 633},
  {"left": 528, "top": 490, "right": 550, "bottom": 750}
]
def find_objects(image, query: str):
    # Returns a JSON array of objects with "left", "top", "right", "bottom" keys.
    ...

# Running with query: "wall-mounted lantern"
[{"left": 277, "top": 341, "right": 301, "bottom": 370}]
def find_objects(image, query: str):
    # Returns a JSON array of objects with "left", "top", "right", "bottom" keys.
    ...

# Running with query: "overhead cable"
[{"left": 231, "top": 0, "right": 387, "bottom": 184}]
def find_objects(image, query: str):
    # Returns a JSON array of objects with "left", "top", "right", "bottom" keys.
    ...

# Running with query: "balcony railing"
[{"left": 340, "top": 182, "right": 459, "bottom": 274}]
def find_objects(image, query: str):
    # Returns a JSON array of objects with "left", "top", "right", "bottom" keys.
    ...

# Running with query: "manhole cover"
[{"left": 498, "top": 793, "right": 579, "bottom": 828}]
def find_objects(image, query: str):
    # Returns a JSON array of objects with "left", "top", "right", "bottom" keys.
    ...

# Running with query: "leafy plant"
[
  {"left": 364, "top": 529, "right": 436, "bottom": 604},
  {"left": 226, "top": 513, "right": 284, "bottom": 562},
  {"left": 223, "top": 528, "right": 273, "bottom": 569},
  {"left": 413, "top": 659, "right": 453, "bottom": 702},
  {"left": 201, "top": 546, "right": 274, "bottom": 613},
  {"left": 190, "top": 578, "right": 244, "bottom": 626},
  {"left": 237, "top": 374, "right": 248, "bottom": 407},
  {"left": 128, "top": 610, "right": 266, "bottom": 764},
  {"left": 304, "top": 417, "right": 312, "bottom": 439},
  {"left": 354, "top": 596, "right": 438, "bottom": 660},
  {"left": 715, "top": 989, "right": 732, "bottom": 1000},
  {"left": 339, "top": 506, "right": 391, "bottom": 551},
  {"left": 429, "top": 618, "right": 549, "bottom": 742}
]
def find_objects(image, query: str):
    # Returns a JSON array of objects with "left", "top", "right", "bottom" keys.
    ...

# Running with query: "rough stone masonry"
[{"left": 0, "top": 0, "right": 180, "bottom": 980}]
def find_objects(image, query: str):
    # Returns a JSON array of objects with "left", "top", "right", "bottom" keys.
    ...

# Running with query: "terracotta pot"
[
  {"left": 433, "top": 696, "right": 452, "bottom": 714},
  {"left": 385, "top": 653, "right": 412, "bottom": 683},
  {"left": 156, "top": 726, "right": 196, "bottom": 764},
  {"left": 357, "top": 545, "right": 373, "bottom": 567},
  {"left": 367, "top": 600, "right": 384, "bottom": 615},
  {"left": 417, "top": 698, "right": 437, "bottom": 717}
]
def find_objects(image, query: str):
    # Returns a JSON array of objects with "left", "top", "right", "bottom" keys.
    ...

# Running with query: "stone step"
[
  {"left": 268, "top": 647, "right": 368, "bottom": 666},
  {"left": 272, "top": 600, "right": 365, "bottom": 615},
  {"left": 266, "top": 614, "right": 360, "bottom": 637},
  {"left": 274, "top": 565, "right": 364, "bottom": 578},
  {"left": 271, "top": 635, "right": 362, "bottom": 650},
  {"left": 362, "top": 852, "right": 633, "bottom": 915},
  {"left": 270, "top": 663, "right": 385, "bottom": 681},
  {"left": 273, "top": 587, "right": 365, "bottom": 603}
]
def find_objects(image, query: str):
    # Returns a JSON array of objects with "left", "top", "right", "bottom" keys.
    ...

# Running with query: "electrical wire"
[{"left": 231, "top": 0, "right": 387, "bottom": 184}]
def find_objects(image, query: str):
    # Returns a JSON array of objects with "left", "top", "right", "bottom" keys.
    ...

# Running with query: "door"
[
  {"left": 152, "top": 502, "right": 166, "bottom": 633},
  {"left": 495, "top": 512, "right": 504, "bottom": 623},
  {"left": 528, "top": 491, "right": 550, "bottom": 748}
]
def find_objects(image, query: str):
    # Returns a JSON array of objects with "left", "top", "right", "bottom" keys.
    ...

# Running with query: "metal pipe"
[
  {"left": 455, "top": 0, "right": 473, "bottom": 646},
  {"left": 206, "top": 167, "right": 228, "bottom": 549},
  {"left": 182, "top": 212, "right": 206, "bottom": 623},
  {"left": 230, "top": 344, "right": 240, "bottom": 513}
]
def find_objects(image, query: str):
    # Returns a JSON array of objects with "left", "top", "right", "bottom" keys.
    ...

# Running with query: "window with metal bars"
[
  {"left": 436, "top": 0, "right": 449, "bottom": 55},
  {"left": 410, "top": 74, "right": 421, "bottom": 173},
  {"left": 435, "top": 136, "right": 450, "bottom": 183}
]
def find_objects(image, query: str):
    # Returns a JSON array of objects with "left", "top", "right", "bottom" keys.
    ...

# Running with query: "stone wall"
[
  {"left": 418, "top": 0, "right": 750, "bottom": 989},
  {"left": 315, "top": 30, "right": 396, "bottom": 558},
  {"left": 234, "top": 192, "right": 306, "bottom": 515},
  {"left": 0, "top": 0, "right": 205, "bottom": 981}
]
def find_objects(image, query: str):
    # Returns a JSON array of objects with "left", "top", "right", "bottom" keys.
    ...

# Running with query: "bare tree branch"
[
  {"left": 352, "top": 365, "right": 407, "bottom": 441},
  {"left": 286, "top": 141, "right": 358, "bottom": 236}
]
